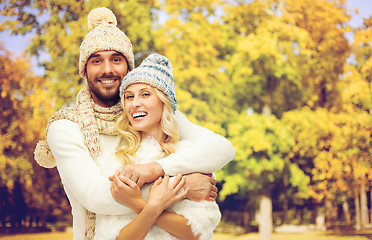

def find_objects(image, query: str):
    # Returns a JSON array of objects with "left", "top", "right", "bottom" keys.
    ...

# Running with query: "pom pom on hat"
[
  {"left": 79, "top": 7, "right": 135, "bottom": 77},
  {"left": 142, "top": 53, "right": 173, "bottom": 72},
  {"left": 120, "top": 53, "right": 177, "bottom": 112},
  {"left": 88, "top": 7, "right": 117, "bottom": 31}
]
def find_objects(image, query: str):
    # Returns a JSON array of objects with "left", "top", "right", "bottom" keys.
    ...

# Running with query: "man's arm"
[
  {"left": 156, "top": 110, "right": 235, "bottom": 175},
  {"left": 119, "top": 110, "right": 235, "bottom": 183},
  {"left": 47, "top": 119, "right": 132, "bottom": 215},
  {"left": 183, "top": 173, "right": 218, "bottom": 201},
  {"left": 116, "top": 111, "right": 234, "bottom": 201}
]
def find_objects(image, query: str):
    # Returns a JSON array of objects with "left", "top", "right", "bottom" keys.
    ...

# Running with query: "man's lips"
[{"left": 98, "top": 77, "right": 119, "bottom": 85}]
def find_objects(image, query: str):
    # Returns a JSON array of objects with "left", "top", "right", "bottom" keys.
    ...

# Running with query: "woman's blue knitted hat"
[{"left": 120, "top": 53, "right": 177, "bottom": 112}]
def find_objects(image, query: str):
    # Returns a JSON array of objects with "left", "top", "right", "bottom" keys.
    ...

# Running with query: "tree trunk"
[
  {"left": 325, "top": 199, "right": 336, "bottom": 228},
  {"left": 361, "top": 174, "right": 369, "bottom": 228},
  {"left": 282, "top": 196, "right": 288, "bottom": 225},
  {"left": 243, "top": 201, "right": 250, "bottom": 229},
  {"left": 259, "top": 194, "right": 273, "bottom": 239},
  {"left": 341, "top": 197, "right": 351, "bottom": 225},
  {"left": 262, "top": 104, "right": 271, "bottom": 116},
  {"left": 259, "top": 103, "right": 273, "bottom": 239},
  {"left": 282, "top": 173, "right": 289, "bottom": 224},
  {"left": 355, "top": 192, "right": 361, "bottom": 230},
  {"left": 370, "top": 190, "right": 372, "bottom": 225}
]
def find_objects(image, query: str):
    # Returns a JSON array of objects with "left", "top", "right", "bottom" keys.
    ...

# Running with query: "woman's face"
[{"left": 123, "top": 83, "right": 164, "bottom": 141}]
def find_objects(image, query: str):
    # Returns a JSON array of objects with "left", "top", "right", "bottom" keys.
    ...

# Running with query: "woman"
[{"left": 93, "top": 53, "right": 221, "bottom": 240}]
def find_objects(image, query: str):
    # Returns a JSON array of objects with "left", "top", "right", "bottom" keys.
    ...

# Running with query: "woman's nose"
[{"left": 132, "top": 96, "right": 142, "bottom": 107}]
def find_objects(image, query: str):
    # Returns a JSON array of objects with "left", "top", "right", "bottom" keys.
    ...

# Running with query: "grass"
[{"left": 0, "top": 231, "right": 371, "bottom": 240}]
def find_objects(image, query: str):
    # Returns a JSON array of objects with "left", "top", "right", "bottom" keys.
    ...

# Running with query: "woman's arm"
[
  {"left": 156, "top": 110, "right": 235, "bottom": 175},
  {"left": 116, "top": 202, "right": 162, "bottom": 240},
  {"left": 153, "top": 210, "right": 199, "bottom": 240},
  {"left": 116, "top": 111, "right": 235, "bottom": 188},
  {"left": 112, "top": 173, "right": 196, "bottom": 240},
  {"left": 167, "top": 200, "right": 221, "bottom": 240}
]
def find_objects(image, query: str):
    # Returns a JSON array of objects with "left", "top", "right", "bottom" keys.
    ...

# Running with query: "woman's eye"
[
  {"left": 142, "top": 93, "right": 150, "bottom": 97},
  {"left": 125, "top": 95, "right": 134, "bottom": 99}
]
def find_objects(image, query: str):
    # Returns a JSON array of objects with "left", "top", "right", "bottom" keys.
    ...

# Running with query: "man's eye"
[
  {"left": 92, "top": 59, "right": 101, "bottom": 64},
  {"left": 113, "top": 58, "right": 122, "bottom": 63}
]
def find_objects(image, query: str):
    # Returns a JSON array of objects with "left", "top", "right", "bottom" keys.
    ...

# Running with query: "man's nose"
[{"left": 102, "top": 60, "right": 114, "bottom": 74}]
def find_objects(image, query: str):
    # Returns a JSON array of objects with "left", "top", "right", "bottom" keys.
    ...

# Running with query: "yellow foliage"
[
  {"left": 0, "top": 46, "right": 54, "bottom": 188},
  {"left": 1, "top": 0, "right": 370, "bottom": 211}
]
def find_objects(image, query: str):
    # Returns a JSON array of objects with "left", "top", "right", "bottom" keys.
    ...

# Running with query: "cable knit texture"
[{"left": 94, "top": 137, "right": 221, "bottom": 240}]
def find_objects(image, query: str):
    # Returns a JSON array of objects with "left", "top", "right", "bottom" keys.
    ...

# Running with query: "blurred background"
[{"left": 0, "top": 0, "right": 371, "bottom": 239}]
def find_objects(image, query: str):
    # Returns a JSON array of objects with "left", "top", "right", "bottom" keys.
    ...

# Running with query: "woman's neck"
[{"left": 140, "top": 131, "right": 164, "bottom": 143}]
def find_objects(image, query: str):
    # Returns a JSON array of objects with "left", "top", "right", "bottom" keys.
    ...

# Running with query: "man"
[{"left": 34, "top": 7, "right": 235, "bottom": 240}]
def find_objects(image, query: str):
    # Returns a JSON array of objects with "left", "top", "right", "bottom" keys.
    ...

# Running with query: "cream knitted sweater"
[
  {"left": 47, "top": 111, "right": 235, "bottom": 240},
  {"left": 94, "top": 137, "right": 221, "bottom": 240}
]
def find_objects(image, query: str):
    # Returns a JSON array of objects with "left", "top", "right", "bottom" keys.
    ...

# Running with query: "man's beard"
[{"left": 88, "top": 73, "right": 122, "bottom": 102}]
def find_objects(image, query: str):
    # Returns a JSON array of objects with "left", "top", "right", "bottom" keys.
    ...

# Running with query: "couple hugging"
[{"left": 35, "top": 7, "right": 235, "bottom": 240}]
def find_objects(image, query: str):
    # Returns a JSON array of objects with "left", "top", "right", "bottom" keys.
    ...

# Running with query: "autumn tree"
[
  {"left": 281, "top": 31, "right": 372, "bottom": 226},
  {"left": 282, "top": 0, "right": 350, "bottom": 109},
  {"left": 0, "top": 45, "right": 67, "bottom": 227},
  {"left": 218, "top": 113, "right": 310, "bottom": 235},
  {"left": 155, "top": 0, "right": 237, "bottom": 134},
  {"left": 336, "top": 15, "right": 372, "bottom": 228},
  {"left": 225, "top": 0, "right": 311, "bottom": 117},
  {"left": 352, "top": 16, "right": 372, "bottom": 111},
  {"left": 211, "top": 0, "right": 352, "bottom": 236}
]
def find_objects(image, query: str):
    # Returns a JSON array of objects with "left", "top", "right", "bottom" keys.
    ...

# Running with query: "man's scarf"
[{"left": 34, "top": 86, "right": 122, "bottom": 239}]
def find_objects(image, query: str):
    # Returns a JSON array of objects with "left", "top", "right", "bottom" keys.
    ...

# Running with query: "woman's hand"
[
  {"left": 147, "top": 173, "right": 188, "bottom": 211},
  {"left": 110, "top": 170, "right": 146, "bottom": 213}
]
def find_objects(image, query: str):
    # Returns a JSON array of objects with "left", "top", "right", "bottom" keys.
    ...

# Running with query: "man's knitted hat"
[
  {"left": 120, "top": 53, "right": 177, "bottom": 112},
  {"left": 79, "top": 7, "right": 135, "bottom": 77}
]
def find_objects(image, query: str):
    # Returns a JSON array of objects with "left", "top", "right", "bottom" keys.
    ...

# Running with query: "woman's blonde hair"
[{"left": 115, "top": 87, "right": 179, "bottom": 165}]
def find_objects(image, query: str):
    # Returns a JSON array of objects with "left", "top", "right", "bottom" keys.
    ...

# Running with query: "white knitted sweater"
[{"left": 94, "top": 137, "right": 221, "bottom": 240}]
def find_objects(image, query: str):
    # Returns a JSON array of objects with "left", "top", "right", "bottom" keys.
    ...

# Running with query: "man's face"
[{"left": 85, "top": 50, "right": 129, "bottom": 107}]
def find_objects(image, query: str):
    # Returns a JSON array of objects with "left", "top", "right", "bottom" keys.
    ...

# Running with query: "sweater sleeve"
[
  {"left": 156, "top": 110, "right": 236, "bottom": 175},
  {"left": 47, "top": 119, "right": 132, "bottom": 215}
]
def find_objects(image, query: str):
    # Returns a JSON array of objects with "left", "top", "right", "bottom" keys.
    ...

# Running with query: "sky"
[{"left": 0, "top": 0, "right": 371, "bottom": 74}]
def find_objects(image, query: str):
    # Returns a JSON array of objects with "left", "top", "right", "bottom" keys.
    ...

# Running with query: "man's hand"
[
  {"left": 184, "top": 173, "right": 218, "bottom": 202},
  {"left": 111, "top": 162, "right": 165, "bottom": 188}
]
